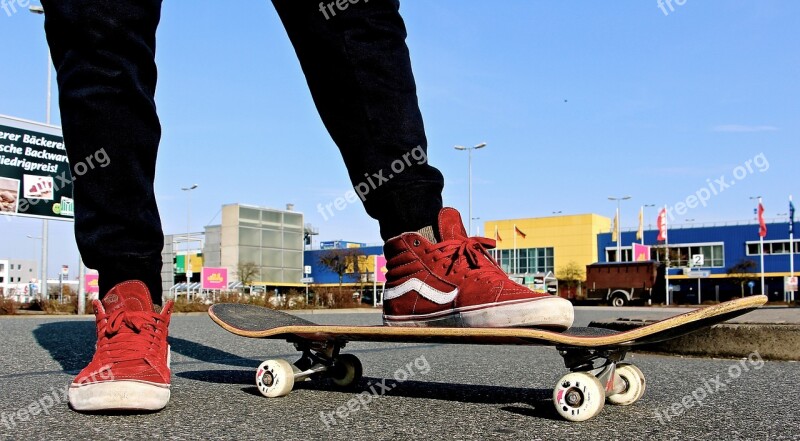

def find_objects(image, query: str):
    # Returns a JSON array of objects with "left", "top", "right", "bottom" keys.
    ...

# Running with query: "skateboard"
[{"left": 208, "top": 295, "right": 766, "bottom": 422}]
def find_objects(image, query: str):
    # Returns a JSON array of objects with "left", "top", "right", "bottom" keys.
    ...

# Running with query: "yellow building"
[{"left": 484, "top": 214, "right": 611, "bottom": 279}]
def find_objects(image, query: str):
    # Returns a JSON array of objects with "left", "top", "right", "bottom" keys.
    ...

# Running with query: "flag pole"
[
  {"left": 664, "top": 205, "right": 670, "bottom": 306},
  {"left": 759, "top": 197, "right": 766, "bottom": 296},
  {"left": 513, "top": 223, "right": 517, "bottom": 275},
  {"left": 640, "top": 206, "right": 644, "bottom": 245},
  {"left": 616, "top": 205, "right": 621, "bottom": 262},
  {"left": 790, "top": 195, "right": 795, "bottom": 302}
]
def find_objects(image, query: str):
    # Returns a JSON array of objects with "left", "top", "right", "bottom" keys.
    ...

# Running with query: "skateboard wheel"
[
  {"left": 553, "top": 372, "right": 605, "bottom": 422},
  {"left": 606, "top": 363, "right": 646, "bottom": 406},
  {"left": 329, "top": 354, "right": 363, "bottom": 388},
  {"left": 255, "top": 359, "right": 295, "bottom": 398}
]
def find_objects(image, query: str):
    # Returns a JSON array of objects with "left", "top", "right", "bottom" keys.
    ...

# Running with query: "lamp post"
[
  {"left": 454, "top": 142, "right": 487, "bottom": 235},
  {"left": 29, "top": 4, "right": 52, "bottom": 307},
  {"left": 608, "top": 196, "right": 632, "bottom": 262},
  {"left": 471, "top": 217, "right": 481, "bottom": 236},
  {"left": 642, "top": 204, "right": 655, "bottom": 244},
  {"left": 182, "top": 184, "right": 198, "bottom": 300},
  {"left": 26, "top": 235, "right": 43, "bottom": 299}
]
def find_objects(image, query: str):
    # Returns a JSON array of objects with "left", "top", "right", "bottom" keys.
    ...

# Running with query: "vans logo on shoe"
[
  {"left": 384, "top": 279, "right": 458, "bottom": 305},
  {"left": 104, "top": 294, "right": 119, "bottom": 304}
]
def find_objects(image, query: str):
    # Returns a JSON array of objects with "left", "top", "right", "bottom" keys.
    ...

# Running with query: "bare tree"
[
  {"left": 726, "top": 259, "right": 758, "bottom": 297},
  {"left": 236, "top": 261, "right": 259, "bottom": 291},
  {"left": 318, "top": 248, "right": 368, "bottom": 305}
]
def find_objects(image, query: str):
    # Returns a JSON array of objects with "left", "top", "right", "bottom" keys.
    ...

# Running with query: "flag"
[
  {"left": 495, "top": 225, "right": 502, "bottom": 242},
  {"left": 514, "top": 225, "right": 526, "bottom": 239},
  {"left": 636, "top": 206, "right": 644, "bottom": 241},
  {"left": 657, "top": 208, "right": 667, "bottom": 242},
  {"left": 611, "top": 212, "right": 618, "bottom": 242},
  {"left": 790, "top": 196, "right": 795, "bottom": 235},
  {"left": 758, "top": 200, "right": 767, "bottom": 238}
]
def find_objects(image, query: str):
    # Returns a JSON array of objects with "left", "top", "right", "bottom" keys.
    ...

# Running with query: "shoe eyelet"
[{"left": 413, "top": 239, "right": 420, "bottom": 247}]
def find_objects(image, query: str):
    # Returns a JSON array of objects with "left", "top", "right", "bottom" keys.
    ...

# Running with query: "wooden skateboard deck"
[
  {"left": 209, "top": 295, "right": 765, "bottom": 348},
  {"left": 208, "top": 295, "right": 766, "bottom": 422}
]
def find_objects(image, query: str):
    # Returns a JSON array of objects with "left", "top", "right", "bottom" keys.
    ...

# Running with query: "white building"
[{"left": 0, "top": 258, "right": 39, "bottom": 302}]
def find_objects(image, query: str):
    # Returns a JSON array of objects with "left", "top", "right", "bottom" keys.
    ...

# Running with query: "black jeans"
[{"left": 41, "top": 0, "right": 444, "bottom": 302}]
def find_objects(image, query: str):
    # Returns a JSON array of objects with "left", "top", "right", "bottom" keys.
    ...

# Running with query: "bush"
[
  {"left": 172, "top": 298, "right": 210, "bottom": 313},
  {"left": 310, "top": 286, "right": 360, "bottom": 309},
  {"left": 35, "top": 298, "right": 77, "bottom": 314},
  {"left": 0, "top": 298, "right": 17, "bottom": 315}
]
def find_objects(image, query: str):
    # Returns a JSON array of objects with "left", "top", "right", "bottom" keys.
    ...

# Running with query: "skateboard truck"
[{"left": 254, "top": 339, "right": 364, "bottom": 399}]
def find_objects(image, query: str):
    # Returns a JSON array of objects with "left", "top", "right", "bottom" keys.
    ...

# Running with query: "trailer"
[{"left": 585, "top": 261, "right": 665, "bottom": 306}]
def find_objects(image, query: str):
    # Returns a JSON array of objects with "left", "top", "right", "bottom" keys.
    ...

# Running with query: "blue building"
[
  {"left": 304, "top": 245, "right": 383, "bottom": 285},
  {"left": 598, "top": 221, "right": 798, "bottom": 302}
]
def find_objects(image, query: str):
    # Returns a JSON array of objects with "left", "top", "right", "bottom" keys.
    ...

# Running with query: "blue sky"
[{"left": 1, "top": 1, "right": 798, "bottom": 277}]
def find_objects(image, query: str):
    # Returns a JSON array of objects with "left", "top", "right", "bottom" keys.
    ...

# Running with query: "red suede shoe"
[
  {"left": 69, "top": 281, "right": 173, "bottom": 412},
  {"left": 382, "top": 208, "right": 574, "bottom": 329}
]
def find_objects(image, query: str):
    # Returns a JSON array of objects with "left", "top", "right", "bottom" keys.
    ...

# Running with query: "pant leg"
[
  {"left": 41, "top": 0, "right": 164, "bottom": 302},
  {"left": 272, "top": 0, "right": 444, "bottom": 241}
]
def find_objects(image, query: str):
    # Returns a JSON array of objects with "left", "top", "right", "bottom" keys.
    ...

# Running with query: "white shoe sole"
[
  {"left": 383, "top": 296, "right": 574, "bottom": 329},
  {"left": 69, "top": 380, "right": 170, "bottom": 412}
]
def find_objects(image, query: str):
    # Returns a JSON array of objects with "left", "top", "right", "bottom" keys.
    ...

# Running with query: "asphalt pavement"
[{"left": 1, "top": 308, "right": 798, "bottom": 440}]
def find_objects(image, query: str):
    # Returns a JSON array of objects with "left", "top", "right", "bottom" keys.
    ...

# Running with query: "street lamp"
[
  {"left": 642, "top": 204, "right": 655, "bottom": 233},
  {"left": 26, "top": 235, "right": 44, "bottom": 298},
  {"left": 608, "top": 196, "right": 632, "bottom": 262},
  {"left": 471, "top": 217, "right": 481, "bottom": 236},
  {"left": 454, "top": 142, "right": 487, "bottom": 235},
  {"left": 182, "top": 184, "right": 198, "bottom": 300},
  {"left": 29, "top": 4, "right": 52, "bottom": 308}
]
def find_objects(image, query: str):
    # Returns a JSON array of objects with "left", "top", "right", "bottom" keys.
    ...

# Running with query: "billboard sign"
[
  {"left": 375, "top": 255, "right": 387, "bottom": 283},
  {"left": 0, "top": 115, "right": 74, "bottom": 221},
  {"left": 201, "top": 267, "right": 228, "bottom": 290},
  {"left": 85, "top": 274, "right": 100, "bottom": 294}
]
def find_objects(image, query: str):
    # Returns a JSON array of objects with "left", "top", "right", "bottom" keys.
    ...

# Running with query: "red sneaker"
[
  {"left": 382, "top": 208, "right": 574, "bottom": 329},
  {"left": 69, "top": 281, "right": 173, "bottom": 412}
]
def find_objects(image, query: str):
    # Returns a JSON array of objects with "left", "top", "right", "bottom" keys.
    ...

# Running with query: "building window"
[
  {"left": 651, "top": 243, "right": 724, "bottom": 268},
  {"left": 495, "top": 247, "right": 554, "bottom": 274},
  {"left": 746, "top": 240, "right": 799, "bottom": 256},
  {"left": 605, "top": 248, "right": 633, "bottom": 263}
]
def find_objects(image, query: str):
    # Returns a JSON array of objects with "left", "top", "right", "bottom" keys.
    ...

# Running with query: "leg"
[
  {"left": 42, "top": 0, "right": 164, "bottom": 302},
  {"left": 272, "top": 0, "right": 444, "bottom": 240},
  {"left": 42, "top": 3, "right": 172, "bottom": 413}
]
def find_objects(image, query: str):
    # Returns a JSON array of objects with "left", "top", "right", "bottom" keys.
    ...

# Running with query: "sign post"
[{"left": 303, "top": 265, "right": 312, "bottom": 305}]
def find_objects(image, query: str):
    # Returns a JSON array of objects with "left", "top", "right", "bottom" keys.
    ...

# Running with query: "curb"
[{"left": 589, "top": 320, "right": 800, "bottom": 361}]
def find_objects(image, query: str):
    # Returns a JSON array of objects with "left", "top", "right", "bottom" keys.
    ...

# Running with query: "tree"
[
  {"left": 726, "top": 259, "right": 758, "bottom": 297},
  {"left": 236, "top": 261, "right": 259, "bottom": 290},
  {"left": 558, "top": 261, "right": 584, "bottom": 288},
  {"left": 318, "top": 248, "right": 368, "bottom": 286}
]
